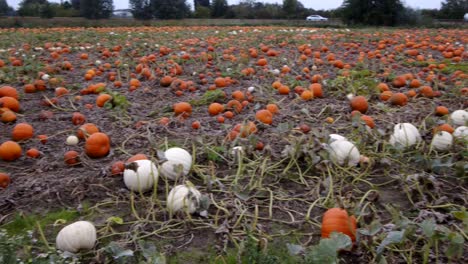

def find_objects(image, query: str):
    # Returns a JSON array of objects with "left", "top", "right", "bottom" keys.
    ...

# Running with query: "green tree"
[
  {"left": 282, "top": 0, "right": 297, "bottom": 19},
  {"left": 130, "top": 0, "right": 153, "bottom": 19},
  {"left": 80, "top": 0, "right": 114, "bottom": 19},
  {"left": 194, "top": 4, "right": 211, "bottom": 18},
  {"left": 0, "top": 0, "right": 13, "bottom": 16},
  {"left": 152, "top": 0, "right": 190, "bottom": 19},
  {"left": 40, "top": 1, "right": 55, "bottom": 18},
  {"left": 71, "top": 0, "right": 80, "bottom": 10},
  {"left": 440, "top": 0, "right": 468, "bottom": 19},
  {"left": 18, "top": 0, "right": 47, "bottom": 16},
  {"left": 211, "top": 0, "right": 228, "bottom": 18},
  {"left": 194, "top": 0, "right": 210, "bottom": 8},
  {"left": 341, "top": 0, "right": 404, "bottom": 26}
]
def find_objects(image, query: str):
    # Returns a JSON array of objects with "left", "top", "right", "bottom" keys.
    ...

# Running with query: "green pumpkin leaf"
[
  {"left": 377, "top": 230, "right": 405, "bottom": 255},
  {"left": 419, "top": 218, "right": 436, "bottom": 238}
]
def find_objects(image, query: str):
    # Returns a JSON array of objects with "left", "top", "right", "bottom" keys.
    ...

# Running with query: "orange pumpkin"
[
  {"left": 0, "top": 96, "right": 20, "bottom": 112},
  {"left": 208, "top": 103, "right": 224, "bottom": 115},
  {"left": 96, "top": 94, "right": 112, "bottom": 107},
  {"left": 434, "top": 106, "right": 449, "bottom": 116},
  {"left": 72, "top": 112, "right": 86, "bottom": 125},
  {"left": 0, "top": 141, "right": 22, "bottom": 161},
  {"left": 77, "top": 123, "right": 100, "bottom": 139},
  {"left": 380, "top": 91, "right": 393, "bottom": 101},
  {"left": 160, "top": 75, "right": 173, "bottom": 87},
  {"left": 0, "top": 86, "right": 19, "bottom": 99},
  {"left": 173, "top": 102, "right": 192, "bottom": 118},
  {"left": 300, "top": 89, "right": 313, "bottom": 100},
  {"left": 309, "top": 83, "right": 323, "bottom": 98},
  {"left": 214, "top": 77, "right": 227, "bottom": 88},
  {"left": 419, "top": 86, "right": 434, "bottom": 98},
  {"left": 26, "top": 148, "right": 40, "bottom": 158},
  {"left": 350, "top": 96, "right": 368, "bottom": 114},
  {"left": 434, "top": 124, "right": 454, "bottom": 134},
  {"left": 12, "top": 123, "right": 34, "bottom": 141},
  {"left": 0, "top": 173, "right": 11, "bottom": 188},
  {"left": 266, "top": 104, "right": 279, "bottom": 114},
  {"left": 127, "top": 153, "right": 148, "bottom": 162},
  {"left": 64, "top": 150, "right": 80, "bottom": 165},
  {"left": 256, "top": 109, "right": 273, "bottom": 125},
  {"left": 85, "top": 132, "right": 110, "bottom": 158},
  {"left": 321, "top": 208, "right": 357, "bottom": 242},
  {"left": 1, "top": 108, "right": 16, "bottom": 123},
  {"left": 111, "top": 161, "right": 125, "bottom": 176},
  {"left": 360, "top": 115, "right": 375, "bottom": 128},
  {"left": 389, "top": 93, "right": 408, "bottom": 106}
]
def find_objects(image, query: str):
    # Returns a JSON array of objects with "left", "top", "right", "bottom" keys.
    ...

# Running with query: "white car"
[{"left": 306, "top": 15, "right": 328, "bottom": 21}]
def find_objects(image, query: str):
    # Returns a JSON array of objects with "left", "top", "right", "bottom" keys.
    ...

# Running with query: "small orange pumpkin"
[
  {"left": 72, "top": 112, "right": 86, "bottom": 125},
  {"left": 208, "top": 103, "right": 224, "bottom": 116},
  {"left": 0, "top": 173, "right": 11, "bottom": 188},
  {"left": 309, "top": 83, "right": 323, "bottom": 98},
  {"left": 96, "top": 94, "right": 112, "bottom": 107},
  {"left": 77, "top": 123, "right": 100, "bottom": 139},
  {"left": 256, "top": 109, "right": 273, "bottom": 125},
  {"left": 389, "top": 93, "right": 408, "bottom": 106},
  {"left": 0, "top": 96, "right": 20, "bottom": 112},
  {"left": 85, "top": 132, "right": 110, "bottom": 158},
  {"left": 350, "top": 96, "right": 368, "bottom": 114},
  {"left": 434, "top": 124, "right": 454, "bottom": 134},
  {"left": 173, "top": 102, "right": 192, "bottom": 118},
  {"left": 321, "top": 208, "right": 357, "bottom": 242},
  {"left": 0, "top": 86, "right": 19, "bottom": 99},
  {"left": 26, "top": 148, "right": 40, "bottom": 158},
  {"left": 0, "top": 141, "right": 22, "bottom": 161},
  {"left": 64, "top": 150, "right": 80, "bottom": 165},
  {"left": 127, "top": 153, "right": 148, "bottom": 163},
  {"left": 160, "top": 76, "right": 173, "bottom": 87},
  {"left": 434, "top": 106, "right": 449, "bottom": 116},
  {"left": 12, "top": 123, "right": 34, "bottom": 141},
  {"left": 111, "top": 161, "right": 125, "bottom": 176}
]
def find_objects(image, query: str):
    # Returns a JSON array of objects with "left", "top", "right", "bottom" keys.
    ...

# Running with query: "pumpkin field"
[{"left": 0, "top": 26, "right": 467, "bottom": 263}]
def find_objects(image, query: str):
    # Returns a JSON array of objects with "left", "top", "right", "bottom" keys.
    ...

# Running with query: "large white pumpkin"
[
  {"left": 450, "top": 110, "right": 468, "bottom": 127},
  {"left": 431, "top": 131, "right": 453, "bottom": 151},
  {"left": 389, "top": 123, "right": 421, "bottom": 148},
  {"left": 167, "top": 184, "right": 201, "bottom": 215},
  {"left": 56, "top": 221, "right": 96, "bottom": 253},
  {"left": 453, "top": 126, "right": 468, "bottom": 140},
  {"left": 123, "top": 159, "right": 158, "bottom": 192},
  {"left": 161, "top": 147, "right": 192, "bottom": 180},
  {"left": 328, "top": 140, "right": 361, "bottom": 166},
  {"left": 329, "top": 134, "right": 347, "bottom": 143}
]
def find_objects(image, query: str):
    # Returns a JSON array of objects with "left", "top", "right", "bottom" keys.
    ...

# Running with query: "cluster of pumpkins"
[
  {"left": 54, "top": 109, "right": 468, "bottom": 253},
  {"left": 56, "top": 147, "right": 201, "bottom": 253},
  {"left": 326, "top": 109, "right": 467, "bottom": 167}
]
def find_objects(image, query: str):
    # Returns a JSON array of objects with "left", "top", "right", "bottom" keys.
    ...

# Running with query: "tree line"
[{"left": 0, "top": 0, "right": 466, "bottom": 25}]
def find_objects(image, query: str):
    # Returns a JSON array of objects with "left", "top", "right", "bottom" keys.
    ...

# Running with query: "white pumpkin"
[
  {"left": 389, "top": 123, "right": 421, "bottom": 148},
  {"left": 328, "top": 140, "right": 361, "bottom": 166},
  {"left": 56, "top": 221, "right": 96, "bottom": 253},
  {"left": 161, "top": 147, "right": 192, "bottom": 179},
  {"left": 160, "top": 160, "right": 186, "bottom": 180},
  {"left": 66, "top": 135, "right": 79, "bottom": 146},
  {"left": 329, "top": 134, "right": 347, "bottom": 143},
  {"left": 431, "top": 131, "right": 453, "bottom": 151},
  {"left": 123, "top": 159, "right": 158, "bottom": 192},
  {"left": 453, "top": 126, "right": 468, "bottom": 140},
  {"left": 450, "top": 110, "right": 468, "bottom": 126},
  {"left": 167, "top": 183, "right": 201, "bottom": 215}
]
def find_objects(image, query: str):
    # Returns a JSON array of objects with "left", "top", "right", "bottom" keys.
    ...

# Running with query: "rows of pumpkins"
[{"left": 54, "top": 109, "right": 468, "bottom": 253}]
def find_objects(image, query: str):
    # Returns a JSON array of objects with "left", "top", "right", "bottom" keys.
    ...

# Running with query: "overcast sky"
[{"left": 6, "top": 0, "right": 443, "bottom": 11}]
